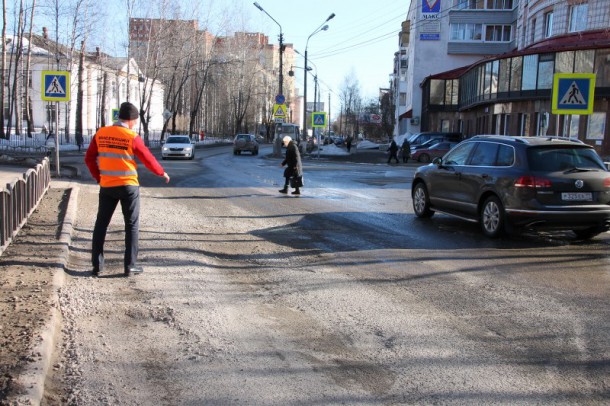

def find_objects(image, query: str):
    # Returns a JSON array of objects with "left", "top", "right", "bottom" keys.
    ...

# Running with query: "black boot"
[{"left": 279, "top": 187, "right": 288, "bottom": 194}]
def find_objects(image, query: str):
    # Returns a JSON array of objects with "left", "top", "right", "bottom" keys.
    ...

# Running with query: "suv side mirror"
[{"left": 432, "top": 157, "right": 443, "bottom": 166}]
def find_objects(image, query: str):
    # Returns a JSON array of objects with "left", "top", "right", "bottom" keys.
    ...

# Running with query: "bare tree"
[
  {"left": 23, "top": 0, "right": 36, "bottom": 137},
  {"left": 339, "top": 69, "right": 362, "bottom": 138}
]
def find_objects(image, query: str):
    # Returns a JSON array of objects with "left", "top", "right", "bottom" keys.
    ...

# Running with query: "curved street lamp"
[
  {"left": 253, "top": 2, "right": 284, "bottom": 96},
  {"left": 302, "top": 13, "right": 335, "bottom": 143}
]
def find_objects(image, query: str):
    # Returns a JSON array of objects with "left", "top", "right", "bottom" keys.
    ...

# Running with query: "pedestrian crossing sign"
[
  {"left": 552, "top": 73, "right": 595, "bottom": 115},
  {"left": 41, "top": 71, "right": 70, "bottom": 102},
  {"left": 112, "top": 108, "right": 120, "bottom": 122},
  {"left": 273, "top": 103, "right": 287, "bottom": 118},
  {"left": 312, "top": 112, "right": 326, "bottom": 128}
]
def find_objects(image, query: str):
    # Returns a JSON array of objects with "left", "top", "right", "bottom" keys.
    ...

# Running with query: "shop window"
[
  {"left": 575, "top": 49, "right": 594, "bottom": 73},
  {"left": 587, "top": 113, "right": 606, "bottom": 140},
  {"left": 594, "top": 48, "right": 610, "bottom": 87},
  {"left": 566, "top": 115, "right": 580, "bottom": 138},
  {"left": 569, "top": 3, "right": 588, "bottom": 33},
  {"left": 518, "top": 113, "right": 529, "bottom": 136},
  {"left": 522, "top": 54, "right": 538, "bottom": 91},
  {"left": 537, "top": 54, "right": 554, "bottom": 90},
  {"left": 510, "top": 57, "right": 522, "bottom": 92},
  {"left": 556, "top": 51, "right": 575, "bottom": 73},
  {"left": 430, "top": 80, "right": 445, "bottom": 105},
  {"left": 498, "top": 59, "right": 510, "bottom": 93}
]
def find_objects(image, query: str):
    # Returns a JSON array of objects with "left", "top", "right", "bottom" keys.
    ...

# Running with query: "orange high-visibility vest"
[{"left": 96, "top": 125, "right": 139, "bottom": 187}]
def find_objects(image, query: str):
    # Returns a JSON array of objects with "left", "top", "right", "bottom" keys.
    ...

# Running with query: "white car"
[{"left": 161, "top": 135, "right": 195, "bottom": 160}]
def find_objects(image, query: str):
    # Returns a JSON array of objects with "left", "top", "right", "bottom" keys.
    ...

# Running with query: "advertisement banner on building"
[
  {"left": 420, "top": 0, "right": 441, "bottom": 40},
  {"left": 358, "top": 114, "right": 382, "bottom": 124}
]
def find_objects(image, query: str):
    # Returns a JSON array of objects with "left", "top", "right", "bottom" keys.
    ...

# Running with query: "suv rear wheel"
[
  {"left": 413, "top": 183, "right": 434, "bottom": 218},
  {"left": 481, "top": 196, "right": 505, "bottom": 238}
]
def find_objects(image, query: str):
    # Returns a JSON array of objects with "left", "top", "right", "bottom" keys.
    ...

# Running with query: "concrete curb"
[{"left": 15, "top": 183, "right": 80, "bottom": 404}]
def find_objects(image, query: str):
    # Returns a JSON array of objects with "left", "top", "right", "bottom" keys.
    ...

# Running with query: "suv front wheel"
[
  {"left": 480, "top": 196, "right": 505, "bottom": 238},
  {"left": 413, "top": 183, "right": 434, "bottom": 218}
]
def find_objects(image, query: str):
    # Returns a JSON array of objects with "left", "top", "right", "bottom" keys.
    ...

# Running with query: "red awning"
[{"left": 399, "top": 109, "right": 412, "bottom": 119}]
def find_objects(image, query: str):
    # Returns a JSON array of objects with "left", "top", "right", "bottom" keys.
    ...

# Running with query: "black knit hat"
[{"left": 118, "top": 102, "right": 139, "bottom": 120}]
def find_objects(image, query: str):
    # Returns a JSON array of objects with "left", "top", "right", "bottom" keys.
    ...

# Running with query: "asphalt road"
[{"left": 44, "top": 144, "right": 610, "bottom": 404}]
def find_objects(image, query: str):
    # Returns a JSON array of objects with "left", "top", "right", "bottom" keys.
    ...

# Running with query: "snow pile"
[
  {"left": 356, "top": 140, "right": 381, "bottom": 150},
  {"left": 315, "top": 144, "right": 349, "bottom": 156}
]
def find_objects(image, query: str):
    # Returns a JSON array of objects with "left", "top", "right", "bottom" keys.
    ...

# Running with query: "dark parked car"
[
  {"left": 411, "top": 135, "right": 610, "bottom": 238},
  {"left": 411, "top": 141, "right": 458, "bottom": 163},
  {"left": 233, "top": 133, "right": 259, "bottom": 155}
]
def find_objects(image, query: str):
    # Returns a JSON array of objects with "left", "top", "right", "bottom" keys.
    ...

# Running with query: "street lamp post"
[
  {"left": 253, "top": 2, "right": 284, "bottom": 96},
  {"left": 302, "top": 13, "right": 335, "bottom": 145}
]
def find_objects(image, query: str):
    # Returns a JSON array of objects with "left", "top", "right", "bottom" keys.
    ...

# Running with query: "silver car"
[{"left": 161, "top": 135, "right": 195, "bottom": 160}]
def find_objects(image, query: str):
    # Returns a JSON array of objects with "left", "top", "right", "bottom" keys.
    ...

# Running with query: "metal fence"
[{"left": 0, "top": 157, "right": 51, "bottom": 256}]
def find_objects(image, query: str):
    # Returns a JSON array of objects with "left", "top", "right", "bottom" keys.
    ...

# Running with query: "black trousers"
[{"left": 92, "top": 185, "right": 140, "bottom": 272}]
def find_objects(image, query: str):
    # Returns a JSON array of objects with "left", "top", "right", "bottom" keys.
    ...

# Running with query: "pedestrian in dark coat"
[
  {"left": 401, "top": 138, "right": 411, "bottom": 163},
  {"left": 279, "top": 136, "right": 303, "bottom": 195},
  {"left": 387, "top": 140, "right": 399, "bottom": 164}
]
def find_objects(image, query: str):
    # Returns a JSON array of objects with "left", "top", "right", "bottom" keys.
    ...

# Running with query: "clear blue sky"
[
  {"left": 248, "top": 0, "right": 411, "bottom": 106},
  {"left": 20, "top": 0, "right": 411, "bottom": 112}
]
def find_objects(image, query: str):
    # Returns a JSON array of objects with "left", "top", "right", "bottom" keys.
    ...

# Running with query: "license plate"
[{"left": 561, "top": 192, "right": 592, "bottom": 201}]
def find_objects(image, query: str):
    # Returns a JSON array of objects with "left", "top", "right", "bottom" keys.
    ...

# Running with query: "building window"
[
  {"left": 485, "top": 25, "right": 512, "bottom": 42},
  {"left": 399, "top": 92, "right": 406, "bottom": 106},
  {"left": 530, "top": 18, "right": 536, "bottom": 44},
  {"left": 450, "top": 23, "right": 483, "bottom": 41},
  {"left": 456, "top": 0, "right": 483, "bottom": 10},
  {"left": 569, "top": 3, "right": 588, "bottom": 33},
  {"left": 544, "top": 12, "right": 554, "bottom": 38},
  {"left": 486, "top": 0, "right": 513, "bottom": 9}
]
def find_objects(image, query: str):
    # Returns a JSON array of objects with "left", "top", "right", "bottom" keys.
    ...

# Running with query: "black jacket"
[{"left": 282, "top": 141, "right": 303, "bottom": 178}]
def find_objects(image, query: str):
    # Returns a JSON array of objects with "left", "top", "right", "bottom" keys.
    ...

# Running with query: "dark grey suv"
[{"left": 411, "top": 135, "right": 610, "bottom": 239}]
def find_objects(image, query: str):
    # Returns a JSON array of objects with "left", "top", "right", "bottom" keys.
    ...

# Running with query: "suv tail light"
[
  {"left": 514, "top": 176, "right": 552, "bottom": 188},
  {"left": 604, "top": 177, "right": 610, "bottom": 188}
]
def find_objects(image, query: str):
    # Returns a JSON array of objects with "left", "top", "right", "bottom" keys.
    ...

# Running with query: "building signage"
[
  {"left": 551, "top": 73, "right": 596, "bottom": 115},
  {"left": 420, "top": 0, "right": 441, "bottom": 40}
]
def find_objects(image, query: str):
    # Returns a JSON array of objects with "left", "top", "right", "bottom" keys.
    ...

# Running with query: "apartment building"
[
  {"left": 393, "top": 0, "right": 517, "bottom": 136},
  {"left": 418, "top": 0, "right": 610, "bottom": 156},
  {"left": 128, "top": 18, "right": 298, "bottom": 133}
]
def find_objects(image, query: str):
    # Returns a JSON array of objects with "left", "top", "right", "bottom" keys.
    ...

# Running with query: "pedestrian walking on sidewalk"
[
  {"left": 401, "top": 138, "right": 411, "bottom": 163},
  {"left": 279, "top": 136, "right": 303, "bottom": 195},
  {"left": 387, "top": 140, "right": 399, "bottom": 164},
  {"left": 85, "top": 102, "right": 170, "bottom": 277}
]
